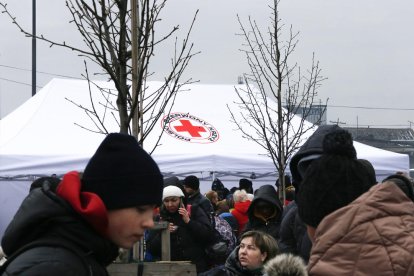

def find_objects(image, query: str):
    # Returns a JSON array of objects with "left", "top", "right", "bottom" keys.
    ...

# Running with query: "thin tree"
[
  {"left": 0, "top": 0, "right": 198, "bottom": 150},
  {"left": 228, "top": 0, "right": 327, "bottom": 202}
]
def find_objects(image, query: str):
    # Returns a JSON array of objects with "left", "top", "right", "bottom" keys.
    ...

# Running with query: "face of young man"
[
  {"left": 106, "top": 205, "right": 155, "bottom": 249},
  {"left": 238, "top": 236, "right": 267, "bottom": 270},
  {"left": 183, "top": 185, "right": 196, "bottom": 196}
]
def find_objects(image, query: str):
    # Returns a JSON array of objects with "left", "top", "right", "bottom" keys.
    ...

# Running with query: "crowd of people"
[{"left": 2, "top": 125, "right": 414, "bottom": 275}]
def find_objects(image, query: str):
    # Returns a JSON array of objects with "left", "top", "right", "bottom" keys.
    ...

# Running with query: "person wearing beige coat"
[{"left": 308, "top": 181, "right": 414, "bottom": 276}]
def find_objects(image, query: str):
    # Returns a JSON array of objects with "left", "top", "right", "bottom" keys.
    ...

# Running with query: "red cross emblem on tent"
[
  {"left": 174, "top": 119, "right": 206, "bottom": 137},
  {"left": 161, "top": 112, "right": 219, "bottom": 143}
]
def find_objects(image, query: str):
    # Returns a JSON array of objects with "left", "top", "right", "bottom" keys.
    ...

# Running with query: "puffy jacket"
[
  {"left": 187, "top": 190, "right": 214, "bottom": 215},
  {"left": 1, "top": 176, "right": 119, "bottom": 275},
  {"left": 308, "top": 182, "right": 414, "bottom": 276},
  {"left": 244, "top": 185, "right": 283, "bottom": 241}
]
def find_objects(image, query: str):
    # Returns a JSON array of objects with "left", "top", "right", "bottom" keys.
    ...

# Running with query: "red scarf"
[{"left": 56, "top": 171, "right": 108, "bottom": 236}]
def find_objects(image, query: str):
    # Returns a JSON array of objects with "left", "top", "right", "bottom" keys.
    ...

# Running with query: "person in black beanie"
[
  {"left": 296, "top": 129, "right": 376, "bottom": 231},
  {"left": 239, "top": 178, "right": 254, "bottom": 194},
  {"left": 301, "top": 130, "right": 414, "bottom": 275},
  {"left": 183, "top": 175, "right": 214, "bottom": 216},
  {"left": 0, "top": 133, "right": 164, "bottom": 275},
  {"left": 278, "top": 125, "right": 342, "bottom": 263}
]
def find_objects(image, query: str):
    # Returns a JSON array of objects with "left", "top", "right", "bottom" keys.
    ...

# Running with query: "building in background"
[
  {"left": 345, "top": 127, "right": 414, "bottom": 178},
  {"left": 289, "top": 104, "right": 327, "bottom": 125}
]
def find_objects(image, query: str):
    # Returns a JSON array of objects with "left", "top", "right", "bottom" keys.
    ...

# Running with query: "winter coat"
[
  {"left": 278, "top": 201, "right": 311, "bottom": 263},
  {"left": 198, "top": 247, "right": 267, "bottom": 276},
  {"left": 1, "top": 175, "right": 119, "bottom": 276},
  {"left": 231, "top": 200, "right": 251, "bottom": 234},
  {"left": 225, "top": 247, "right": 266, "bottom": 276},
  {"left": 187, "top": 190, "right": 214, "bottom": 215},
  {"left": 244, "top": 185, "right": 283, "bottom": 241},
  {"left": 146, "top": 203, "right": 214, "bottom": 273},
  {"left": 308, "top": 182, "right": 414, "bottom": 276}
]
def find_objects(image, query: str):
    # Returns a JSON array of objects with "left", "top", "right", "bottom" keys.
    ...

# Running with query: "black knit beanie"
[
  {"left": 358, "top": 159, "right": 377, "bottom": 185},
  {"left": 297, "top": 129, "right": 375, "bottom": 228},
  {"left": 81, "top": 133, "right": 163, "bottom": 210},
  {"left": 183, "top": 175, "right": 200, "bottom": 190},
  {"left": 289, "top": 125, "right": 341, "bottom": 190},
  {"left": 239, "top": 178, "right": 253, "bottom": 193}
]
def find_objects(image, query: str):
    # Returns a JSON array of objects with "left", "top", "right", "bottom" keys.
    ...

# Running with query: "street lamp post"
[{"left": 32, "top": 0, "right": 36, "bottom": 96}]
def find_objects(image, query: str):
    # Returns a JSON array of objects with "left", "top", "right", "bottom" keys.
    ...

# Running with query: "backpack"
[{"left": 205, "top": 215, "right": 237, "bottom": 260}]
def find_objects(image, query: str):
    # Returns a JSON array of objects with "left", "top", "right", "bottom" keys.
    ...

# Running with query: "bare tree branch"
[
  {"left": 0, "top": 0, "right": 199, "bottom": 150},
  {"left": 229, "top": 0, "right": 328, "bottom": 202}
]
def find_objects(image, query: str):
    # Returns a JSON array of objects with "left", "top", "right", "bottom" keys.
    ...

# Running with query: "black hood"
[
  {"left": 247, "top": 185, "right": 283, "bottom": 220},
  {"left": 289, "top": 124, "right": 342, "bottom": 189}
]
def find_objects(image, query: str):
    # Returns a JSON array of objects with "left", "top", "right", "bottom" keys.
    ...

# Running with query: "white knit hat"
[{"left": 162, "top": 185, "right": 184, "bottom": 200}]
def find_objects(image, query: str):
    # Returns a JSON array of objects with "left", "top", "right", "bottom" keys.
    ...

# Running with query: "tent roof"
[{"left": 0, "top": 78, "right": 409, "bottom": 180}]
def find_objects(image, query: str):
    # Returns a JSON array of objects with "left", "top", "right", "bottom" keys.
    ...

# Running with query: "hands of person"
[
  {"left": 168, "top": 222, "right": 178, "bottom": 233},
  {"left": 178, "top": 207, "right": 190, "bottom": 224}
]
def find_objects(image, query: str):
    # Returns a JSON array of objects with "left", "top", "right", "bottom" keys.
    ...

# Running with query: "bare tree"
[
  {"left": 228, "top": 0, "right": 327, "bottom": 202},
  {"left": 0, "top": 0, "right": 198, "bottom": 150}
]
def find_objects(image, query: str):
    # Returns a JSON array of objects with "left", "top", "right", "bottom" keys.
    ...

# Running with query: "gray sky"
[{"left": 1, "top": 0, "right": 413, "bottom": 128}]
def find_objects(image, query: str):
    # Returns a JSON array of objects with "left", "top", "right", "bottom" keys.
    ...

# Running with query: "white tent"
[{"left": 0, "top": 78, "right": 409, "bottom": 237}]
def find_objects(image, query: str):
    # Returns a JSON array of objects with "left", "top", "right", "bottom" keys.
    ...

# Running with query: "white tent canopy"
[
  {"left": 0, "top": 78, "right": 409, "bottom": 237},
  {"left": 0, "top": 79, "right": 283, "bottom": 179},
  {"left": 0, "top": 78, "right": 408, "bottom": 179}
]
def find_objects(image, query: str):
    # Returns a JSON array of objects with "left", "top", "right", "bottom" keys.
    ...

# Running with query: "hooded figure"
[
  {"left": 278, "top": 125, "right": 342, "bottom": 263},
  {"left": 243, "top": 185, "right": 283, "bottom": 241},
  {"left": 297, "top": 129, "right": 376, "bottom": 229}
]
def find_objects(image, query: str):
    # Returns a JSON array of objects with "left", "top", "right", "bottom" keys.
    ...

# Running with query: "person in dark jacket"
[
  {"left": 146, "top": 185, "right": 214, "bottom": 273},
  {"left": 277, "top": 201, "right": 311, "bottom": 263},
  {"left": 244, "top": 185, "right": 283, "bottom": 241},
  {"left": 183, "top": 175, "right": 214, "bottom": 216},
  {"left": 0, "top": 133, "right": 164, "bottom": 275},
  {"left": 199, "top": 230, "right": 279, "bottom": 276},
  {"left": 212, "top": 178, "right": 230, "bottom": 201},
  {"left": 296, "top": 129, "right": 377, "bottom": 238},
  {"left": 278, "top": 125, "right": 342, "bottom": 263},
  {"left": 239, "top": 178, "right": 254, "bottom": 194}
]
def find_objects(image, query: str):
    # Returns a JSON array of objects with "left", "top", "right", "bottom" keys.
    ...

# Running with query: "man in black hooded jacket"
[{"left": 243, "top": 185, "right": 283, "bottom": 241}]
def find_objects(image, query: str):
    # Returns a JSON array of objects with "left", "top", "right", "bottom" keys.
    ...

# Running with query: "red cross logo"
[{"left": 174, "top": 119, "right": 207, "bottom": 137}]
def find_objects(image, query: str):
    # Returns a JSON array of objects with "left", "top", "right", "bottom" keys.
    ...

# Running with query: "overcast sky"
[{"left": 1, "top": 0, "right": 413, "bottom": 128}]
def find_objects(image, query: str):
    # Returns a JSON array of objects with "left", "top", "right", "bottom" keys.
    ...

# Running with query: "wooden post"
[
  {"left": 151, "top": 221, "right": 170, "bottom": 261},
  {"left": 108, "top": 221, "right": 197, "bottom": 275}
]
